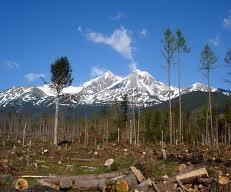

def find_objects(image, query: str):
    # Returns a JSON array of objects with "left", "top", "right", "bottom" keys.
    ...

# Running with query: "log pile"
[{"left": 27, "top": 166, "right": 230, "bottom": 191}]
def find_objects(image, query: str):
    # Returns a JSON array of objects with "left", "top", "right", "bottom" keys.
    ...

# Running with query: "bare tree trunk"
[
  {"left": 137, "top": 107, "right": 140, "bottom": 145},
  {"left": 54, "top": 95, "right": 59, "bottom": 146},
  {"left": 168, "top": 62, "right": 173, "bottom": 145},
  {"left": 178, "top": 50, "right": 182, "bottom": 144},
  {"left": 106, "top": 119, "right": 109, "bottom": 145},
  {"left": 117, "top": 127, "right": 120, "bottom": 142},
  {"left": 208, "top": 72, "right": 213, "bottom": 145},
  {"left": 129, "top": 120, "right": 132, "bottom": 145},
  {"left": 206, "top": 107, "right": 210, "bottom": 145},
  {"left": 133, "top": 106, "right": 136, "bottom": 145},
  {"left": 22, "top": 122, "right": 27, "bottom": 146},
  {"left": 228, "top": 124, "right": 231, "bottom": 147}
]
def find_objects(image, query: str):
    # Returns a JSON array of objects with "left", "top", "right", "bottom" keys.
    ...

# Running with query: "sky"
[{"left": 0, "top": 0, "right": 231, "bottom": 91}]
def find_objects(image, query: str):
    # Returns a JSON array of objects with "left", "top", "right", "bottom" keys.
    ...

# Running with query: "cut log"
[
  {"left": 37, "top": 179, "right": 60, "bottom": 190},
  {"left": 14, "top": 178, "right": 28, "bottom": 190},
  {"left": 43, "top": 172, "right": 121, "bottom": 185},
  {"left": 21, "top": 175, "right": 56, "bottom": 178},
  {"left": 73, "top": 178, "right": 102, "bottom": 191},
  {"left": 104, "top": 158, "right": 114, "bottom": 168},
  {"left": 60, "top": 177, "right": 73, "bottom": 188},
  {"left": 116, "top": 173, "right": 138, "bottom": 192},
  {"left": 130, "top": 166, "right": 145, "bottom": 183},
  {"left": 175, "top": 167, "right": 209, "bottom": 184},
  {"left": 219, "top": 175, "right": 230, "bottom": 185}
]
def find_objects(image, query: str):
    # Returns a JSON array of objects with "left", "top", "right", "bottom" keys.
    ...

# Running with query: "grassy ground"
[{"left": 0, "top": 138, "right": 230, "bottom": 190}]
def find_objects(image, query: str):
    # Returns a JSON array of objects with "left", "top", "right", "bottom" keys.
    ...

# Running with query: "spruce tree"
[{"left": 50, "top": 56, "right": 73, "bottom": 145}]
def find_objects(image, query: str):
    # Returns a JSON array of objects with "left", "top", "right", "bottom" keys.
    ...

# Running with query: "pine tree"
[
  {"left": 161, "top": 28, "right": 176, "bottom": 145},
  {"left": 200, "top": 44, "right": 217, "bottom": 145},
  {"left": 175, "top": 29, "right": 190, "bottom": 144},
  {"left": 49, "top": 56, "right": 73, "bottom": 145}
]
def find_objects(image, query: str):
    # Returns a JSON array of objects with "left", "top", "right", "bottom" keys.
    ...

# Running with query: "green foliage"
[
  {"left": 175, "top": 29, "right": 190, "bottom": 54},
  {"left": 161, "top": 28, "right": 176, "bottom": 65},
  {"left": 50, "top": 56, "right": 73, "bottom": 93},
  {"left": 115, "top": 94, "right": 129, "bottom": 130},
  {"left": 152, "top": 160, "right": 177, "bottom": 178},
  {"left": 200, "top": 44, "right": 217, "bottom": 73},
  {"left": 142, "top": 109, "right": 167, "bottom": 143},
  {"left": 111, "top": 156, "right": 134, "bottom": 172}
]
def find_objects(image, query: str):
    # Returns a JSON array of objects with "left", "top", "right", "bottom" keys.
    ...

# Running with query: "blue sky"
[{"left": 0, "top": 0, "right": 231, "bottom": 91}]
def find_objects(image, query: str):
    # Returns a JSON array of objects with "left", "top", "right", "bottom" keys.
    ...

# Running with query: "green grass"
[
  {"left": 111, "top": 155, "right": 134, "bottom": 172},
  {"left": 152, "top": 160, "right": 178, "bottom": 178}
]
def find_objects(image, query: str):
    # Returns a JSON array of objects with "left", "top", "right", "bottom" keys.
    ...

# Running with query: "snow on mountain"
[
  {"left": 0, "top": 70, "right": 228, "bottom": 110},
  {"left": 37, "top": 71, "right": 120, "bottom": 98},
  {"left": 181, "top": 82, "right": 217, "bottom": 95},
  {"left": 0, "top": 86, "right": 47, "bottom": 107},
  {"left": 79, "top": 71, "right": 122, "bottom": 95},
  {"left": 92, "top": 69, "right": 176, "bottom": 105}
]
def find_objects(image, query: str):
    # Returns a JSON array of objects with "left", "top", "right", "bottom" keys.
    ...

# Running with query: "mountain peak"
[
  {"left": 102, "top": 70, "right": 113, "bottom": 78},
  {"left": 131, "top": 69, "right": 156, "bottom": 81}
]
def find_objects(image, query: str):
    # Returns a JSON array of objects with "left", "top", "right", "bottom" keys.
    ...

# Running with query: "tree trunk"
[
  {"left": 22, "top": 122, "right": 27, "bottom": 146},
  {"left": 117, "top": 127, "right": 120, "bottom": 142},
  {"left": 137, "top": 107, "right": 140, "bottom": 145},
  {"left": 54, "top": 95, "right": 59, "bottom": 146},
  {"left": 208, "top": 72, "right": 213, "bottom": 146},
  {"left": 168, "top": 61, "right": 173, "bottom": 145},
  {"left": 133, "top": 105, "right": 136, "bottom": 145},
  {"left": 178, "top": 50, "right": 182, "bottom": 144}
]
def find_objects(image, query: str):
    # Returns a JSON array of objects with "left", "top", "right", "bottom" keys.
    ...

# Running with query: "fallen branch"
[{"left": 175, "top": 167, "right": 208, "bottom": 184}]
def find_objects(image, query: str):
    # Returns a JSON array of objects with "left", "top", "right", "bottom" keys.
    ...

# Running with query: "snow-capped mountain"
[
  {"left": 93, "top": 70, "right": 177, "bottom": 105},
  {"left": 181, "top": 82, "right": 217, "bottom": 95},
  {"left": 0, "top": 70, "right": 229, "bottom": 111}
]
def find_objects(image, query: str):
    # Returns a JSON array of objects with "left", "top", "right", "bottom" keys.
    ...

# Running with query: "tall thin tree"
[
  {"left": 49, "top": 56, "right": 73, "bottom": 145},
  {"left": 161, "top": 28, "right": 176, "bottom": 145},
  {"left": 200, "top": 44, "right": 217, "bottom": 145},
  {"left": 175, "top": 29, "right": 190, "bottom": 144}
]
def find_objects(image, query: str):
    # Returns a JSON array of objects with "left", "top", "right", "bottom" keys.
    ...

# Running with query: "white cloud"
[
  {"left": 85, "top": 26, "right": 133, "bottom": 60},
  {"left": 91, "top": 66, "right": 106, "bottom": 77},
  {"left": 209, "top": 35, "right": 220, "bottom": 47},
  {"left": 80, "top": 26, "right": 139, "bottom": 72},
  {"left": 224, "top": 10, "right": 231, "bottom": 28},
  {"left": 111, "top": 12, "right": 125, "bottom": 20},
  {"left": 6, "top": 60, "right": 20, "bottom": 69},
  {"left": 140, "top": 28, "right": 147, "bottom": 37},
  {"left": 24, "top": 73, "right": 45, "bottom": 82}
]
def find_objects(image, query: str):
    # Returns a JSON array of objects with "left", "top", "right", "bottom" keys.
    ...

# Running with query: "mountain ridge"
[{"left": 0, "top": 70, "right": 230, "bottom": 111}]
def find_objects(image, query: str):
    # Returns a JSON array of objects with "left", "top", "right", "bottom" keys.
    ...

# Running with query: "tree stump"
[{"left": 116, "top": 173, "right": 138, "bottom": 192}]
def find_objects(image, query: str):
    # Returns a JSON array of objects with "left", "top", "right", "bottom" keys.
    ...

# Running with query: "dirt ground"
[{"left": 0, "top": 138, "right": 230, "bottom": 191}]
